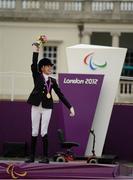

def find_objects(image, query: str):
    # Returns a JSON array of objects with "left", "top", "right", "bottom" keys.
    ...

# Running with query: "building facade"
[{"left": 0, "top": 0, "right": 133, "bottom": 102}]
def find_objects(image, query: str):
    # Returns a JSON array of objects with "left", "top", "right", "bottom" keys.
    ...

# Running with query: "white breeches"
[{"left": 31, "top": 104, "right": 52, "bottom": 137}]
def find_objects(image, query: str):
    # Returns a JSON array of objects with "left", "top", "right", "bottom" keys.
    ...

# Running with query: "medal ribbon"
[{"left": 42, "top": 75, "right": 52, "bottom": 94}]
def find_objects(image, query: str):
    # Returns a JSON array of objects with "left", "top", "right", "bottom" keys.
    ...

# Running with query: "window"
[
  {"left": 121, "top": 49, "right": 133, "bottom": 77},
  {"left": 43, "top": 46, "right": 58, "bottom": 74}
]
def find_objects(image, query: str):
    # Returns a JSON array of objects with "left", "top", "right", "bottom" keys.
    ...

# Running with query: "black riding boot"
[
  {"left": 25, "top": 136, "right": 37, "bottom": 163},
  {"left": 39, "top": 134, "right": 49, "bottom": 163}
]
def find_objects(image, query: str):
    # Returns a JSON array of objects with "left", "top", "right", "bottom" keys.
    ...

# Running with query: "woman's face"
[{"left": 41, "top": 65, "right": 52, "bottom": 75}]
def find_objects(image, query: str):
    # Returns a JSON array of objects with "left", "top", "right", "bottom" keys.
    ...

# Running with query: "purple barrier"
[
  {"left": 0, "top": 101, "right": 61, "bottom": 157},
  {"left": 103, "top": 104, "right": 133, "bottom": 161},
  {"left": 1, "top": 89, "right": 133, "bottom": 161}
]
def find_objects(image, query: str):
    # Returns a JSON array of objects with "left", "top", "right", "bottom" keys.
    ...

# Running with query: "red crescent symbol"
[{"left": 83, "top": 52, "right": 94, "bottom": 65}]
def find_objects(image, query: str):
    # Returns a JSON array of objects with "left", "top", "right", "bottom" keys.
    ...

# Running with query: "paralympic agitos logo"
[{"left": 83, "top": 52, "right": 107, "bottom": 70}]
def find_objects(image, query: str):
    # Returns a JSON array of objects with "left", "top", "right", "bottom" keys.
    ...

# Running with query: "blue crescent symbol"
[{"left": 89, "top": 57, "right": 97, "bottom": 70}]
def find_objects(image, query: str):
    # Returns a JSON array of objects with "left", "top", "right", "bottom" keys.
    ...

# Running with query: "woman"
[{"left": 26, "top": 42, "right": 75, "bottom": 163}]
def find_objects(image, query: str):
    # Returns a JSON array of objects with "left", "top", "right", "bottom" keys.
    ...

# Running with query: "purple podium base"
[{"left": 0, "top": 161, "right": 120, "bottom": 179}]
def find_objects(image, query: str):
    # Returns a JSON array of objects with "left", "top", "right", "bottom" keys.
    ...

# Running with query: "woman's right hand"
[{"left": 32, "top": 35, "right": 47, "bottom": 53}]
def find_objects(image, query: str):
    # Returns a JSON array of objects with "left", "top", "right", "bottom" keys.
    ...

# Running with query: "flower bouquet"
[{"left": 32, "top": 35, "right": 48, "bottom": 47}]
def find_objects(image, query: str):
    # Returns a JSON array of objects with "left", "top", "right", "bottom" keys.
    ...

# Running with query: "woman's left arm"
[{"left": 52, "top": 78, "right": 75, "bottom": 116}]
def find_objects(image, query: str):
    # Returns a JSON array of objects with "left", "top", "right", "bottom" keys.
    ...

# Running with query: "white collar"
[{"left": 43, "top": 73, "right": 49, "bottom": 81}]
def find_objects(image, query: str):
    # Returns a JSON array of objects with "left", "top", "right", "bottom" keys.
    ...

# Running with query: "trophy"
[{"left": 32, "top": 35, "right": 48, "bottom": 47}]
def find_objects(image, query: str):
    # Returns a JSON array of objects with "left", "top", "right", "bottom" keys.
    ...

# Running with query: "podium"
[
  {"left": 64, "top": 44, "right": 127, "bottom": 156},
  {"left": 59, "top": 73, "right": 104, "bottom": 156}
]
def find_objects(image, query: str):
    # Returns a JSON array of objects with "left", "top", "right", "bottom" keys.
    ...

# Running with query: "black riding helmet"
[{"left": 38, "top": 58, "right": 53, "bottom": 72}]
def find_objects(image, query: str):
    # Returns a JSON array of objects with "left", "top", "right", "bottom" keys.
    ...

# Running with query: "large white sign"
[{"left": 66, "top": 44, "right": 127, "bottom": 156}]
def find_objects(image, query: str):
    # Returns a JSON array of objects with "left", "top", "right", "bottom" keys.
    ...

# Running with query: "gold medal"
[
  {"left": 42, "top": 76, "right": 52, "bottom": 99},
  {"left": 46, "top": 93, "right": 51, "bottom": 99}
]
